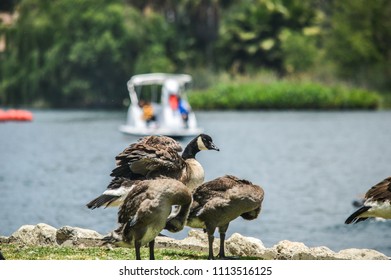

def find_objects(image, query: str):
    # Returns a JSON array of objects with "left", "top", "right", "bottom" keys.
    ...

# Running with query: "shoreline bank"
[{"left": 0, "top": 223, "right": 389, "bottom": 260}]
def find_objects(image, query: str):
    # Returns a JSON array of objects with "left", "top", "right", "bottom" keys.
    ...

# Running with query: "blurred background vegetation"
[{"left": 0, "top": 0, "right": 390, "bottom": 109}]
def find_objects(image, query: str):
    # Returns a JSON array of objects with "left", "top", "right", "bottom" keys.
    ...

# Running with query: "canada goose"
[
  {"left": 345, "top": 177, "right": 391, "bottom": 224},
  {"left": 86, "top": 134, "right": 219, "bottom": 209},
  {"left": 103, "top": 177, "right": 192, "bottom": 260},
  {"left": 167, "top": 175, "right": 265, "bottom": 260}
]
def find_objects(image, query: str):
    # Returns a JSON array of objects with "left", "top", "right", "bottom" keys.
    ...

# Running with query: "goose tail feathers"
[{"left": 345, "top": 206, "right": 371, "bottom": 224}]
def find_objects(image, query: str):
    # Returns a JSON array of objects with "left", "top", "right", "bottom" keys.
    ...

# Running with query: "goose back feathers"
[
  {"left": 187, "top": 175, "right": 264, "bottom": 230},
  {"left": 345, "top": 177, "right": 391, "bottom": 224},
  {"left": 111, "top": 135, "right": 182, "bottom": 180}
]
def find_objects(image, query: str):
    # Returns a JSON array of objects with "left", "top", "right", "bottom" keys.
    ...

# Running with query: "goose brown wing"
[
  {"left": 116, "top": 136, "right": 181, "bottom": 163},
  {"left": 189, "top": 176, "right": 236, "bottom": 218},
  {"left": 111, "top": 141, "right": 185, "bottom": 179},
  {"left": 118, "top": 181, "right": 150, "bottom": 224},
  {"left": 190, "top": 175, "right": 263, "bottom": 219},
  {"left": 364, "top": 177, "right": 391, "bottom": 202},
  {"left": 140, "top": 135, "right": 182, "bottom": 152},
  {"left": 128, "top": 146, "right": 185, "bottom": 179}
]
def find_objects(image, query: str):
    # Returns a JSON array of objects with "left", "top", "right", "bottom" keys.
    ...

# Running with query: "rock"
[
  {"left": 226, "top": 233, "right": 276, "bottom": 259},
  {"left": 56, "top": 226, "right": 103, "bottom": 247},
  {"left": 272, "top": 240, "right": 389, "bottom": 260},
  {"left": 0, "top": 236, "right": 9, "bottom": 244},
  {"left": 307, "top": 246, "right": 338, "bottom": 260},
  {"left": 335, "top": 248, "right": 389, "bottom": 260},
  {"left": 8, "top": 223, "right": 57, "bottom": 246},
  {"left": 156, "top": 229, "right": 219, "bottom": 254},
  {"left": 273, "top": 240, "right": 340, "bottom": 260},
  {"left": 274, "top": 240, "right": 313, "bottom": 260}
]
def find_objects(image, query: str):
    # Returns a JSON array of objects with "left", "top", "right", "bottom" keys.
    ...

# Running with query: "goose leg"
[
  {"left": 217, "top": 224, "right": 238, "bottom": 260},
  {"left": 206, "top": 226, "right": 216, "bottom": 260},
  {"left": 217, "top": 224, "right": 228, "bottom": 259},
  {"left": 135, "top": 240, "right": 142, "bottom": 260},
  {"left": 149, "top": 239, "right": 155, "bottom": 260}
]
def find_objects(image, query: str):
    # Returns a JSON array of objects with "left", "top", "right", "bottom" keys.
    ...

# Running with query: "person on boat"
[
  {"left": 169, "top": 94, "right": 179, "bottom": 111},
  {"left": 139, "top": 100, "right": 156, "bottom": 127},
  {"left": 178, "top": 97, "right": 190, "bottom": 128}
]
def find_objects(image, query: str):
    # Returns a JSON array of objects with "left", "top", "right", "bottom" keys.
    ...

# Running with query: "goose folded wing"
[
  {"left": 365, "top": 177, "right": 391, "bottom": 202},
  {"left": 115, "top": 136, "right": 182, "bottom": 165},
  {"left": 110, "top": 142, "right": 158, "bottom": 178},
  {"left": 140, "top": 135, "right": 182, "bottom": 152},
  {"left": 118, "top": 182, "right": 150, "bottom": 224},
  {"left": 190, "top": 183, "right": 233, "bottom": 218},
  {"left": 127, "top": 148, "right": 186, "bottom": 179},
  {"left": 192, "top": 179, "right": 234, "bottom": 202}
]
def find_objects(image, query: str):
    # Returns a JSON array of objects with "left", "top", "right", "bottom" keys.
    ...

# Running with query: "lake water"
[{"left": 0, "top": 110, "right": 390, "bottom": 256}]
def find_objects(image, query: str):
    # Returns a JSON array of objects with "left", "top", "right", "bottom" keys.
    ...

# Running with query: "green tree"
[
  {"left": 325, "top": 0, "right": 391, "bottom": 91},
  {"left": 127, "top": 0, "right": 223, "bottom": 70},
  {"left": 133, "top": 9, "right": 176, "bottom": 74},
  {"left": 217, "top": 0, "right": 319, "bottom": 75},
  {"left": 0, "top": 0, "right": 143, "bottom": 107}
]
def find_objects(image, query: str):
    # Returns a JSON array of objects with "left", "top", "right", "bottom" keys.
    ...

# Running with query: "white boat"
[{"left": 119, "top": 73, "right": 203, "bottom": 138}]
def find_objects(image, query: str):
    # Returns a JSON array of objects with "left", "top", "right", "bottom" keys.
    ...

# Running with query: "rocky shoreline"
[{"left": 0, "top": 223, "right": 389, "bottom": 260}]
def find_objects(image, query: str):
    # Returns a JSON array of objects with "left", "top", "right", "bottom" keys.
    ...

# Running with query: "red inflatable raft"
[{"left": 0, "top": 109, "right": 33, "bottom": 122}]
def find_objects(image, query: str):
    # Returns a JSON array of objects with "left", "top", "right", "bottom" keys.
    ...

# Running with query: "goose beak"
[{"left": 209, "top": 143, "right": 220, "bottom": 151}]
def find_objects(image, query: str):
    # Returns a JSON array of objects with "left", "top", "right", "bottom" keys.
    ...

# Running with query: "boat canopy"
[{"left": 127, "top": 73, "right": 192, "bottom": 105}]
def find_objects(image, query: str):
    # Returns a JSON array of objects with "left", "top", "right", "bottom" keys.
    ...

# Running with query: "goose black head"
[
  {"left": 182, "top": 134, "right": 219, "bottom": 159},
  {"left": 196, "top": 134, "right": 220, "bottom": 151}
]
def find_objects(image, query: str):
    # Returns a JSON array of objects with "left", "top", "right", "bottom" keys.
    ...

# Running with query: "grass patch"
[
  {"left": 188, "top": 81, "right": 383, "bottom": 110},
  {"left": 0, "top": 244, "right": 213, "bottom": 260},
  {"left": 1, "top": 244, "right": 263, "bottom": 260}
]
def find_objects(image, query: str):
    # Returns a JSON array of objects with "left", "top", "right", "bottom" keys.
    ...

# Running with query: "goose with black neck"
[{"left": 86, "top": 134, "right": 219, "bottom": 209}]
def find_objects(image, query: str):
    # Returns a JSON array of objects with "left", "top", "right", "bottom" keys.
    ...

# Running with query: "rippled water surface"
[{"left": 1, "top": 110, "right": 390, "bottom": 256}]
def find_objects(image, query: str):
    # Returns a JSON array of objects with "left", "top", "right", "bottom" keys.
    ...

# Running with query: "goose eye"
[{"left": 202, "top": 135, "right": 211, "bottom": 143}]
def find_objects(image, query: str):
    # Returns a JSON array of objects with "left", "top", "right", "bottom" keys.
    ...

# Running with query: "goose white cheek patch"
[{"left": 197, "top": 137, "right": 208, "bottom": 150}]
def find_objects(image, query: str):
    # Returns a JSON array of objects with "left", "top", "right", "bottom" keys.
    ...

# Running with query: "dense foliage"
[
  {"left": 0, "top": 0, "right": 390, "bottom": 108},
  {"left": 189, "top": 81, "right": 382, "bottom": 110},
  {"left": 325, "top": 0, "right": 391, "bottom": 90},
  {"left": 1, "top": 0, "right": 142, "bottom": 107}
]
